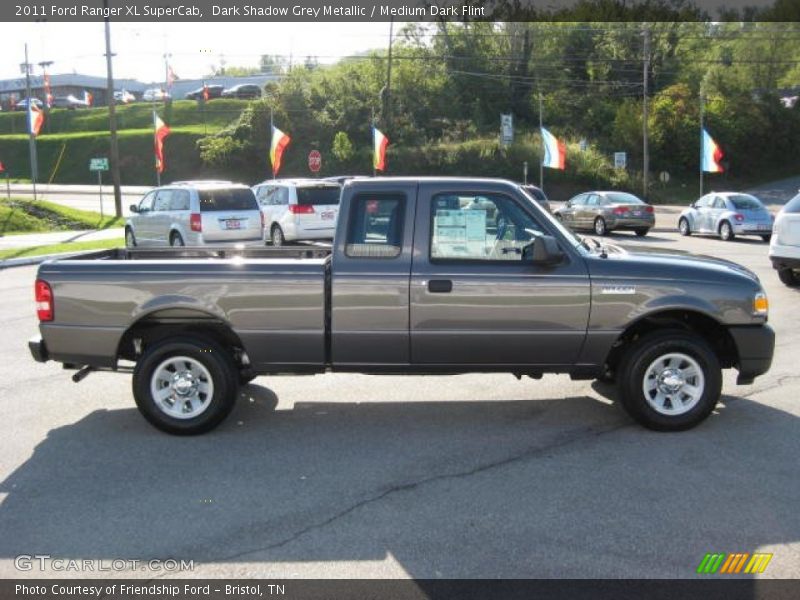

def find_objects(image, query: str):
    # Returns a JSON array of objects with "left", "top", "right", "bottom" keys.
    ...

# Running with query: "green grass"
[
  {"left": 0, "top": 237, "right": 122, "bottom": 260},
  {"left": 0, "top": 197, "right": 123, "bottom": 235}
]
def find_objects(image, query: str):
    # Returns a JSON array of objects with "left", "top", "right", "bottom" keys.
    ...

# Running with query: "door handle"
[{"left": 427, "top": 279, "right": 453, "bottom": 293}]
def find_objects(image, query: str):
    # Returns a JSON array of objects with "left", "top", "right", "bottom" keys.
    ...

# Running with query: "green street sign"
[{"left": 89, "top": 158, "right": 109, "bottom": 172}]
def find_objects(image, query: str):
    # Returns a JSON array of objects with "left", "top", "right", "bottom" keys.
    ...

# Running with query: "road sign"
[
  {"left": 500, "top": 114, "right": 513, "bottom": 147},
  {"left": 89, "top": 158, "right": 109, "bottom": 172},
  {"left": 659, "top": 171, "right": 670, "bottom": 183},
  {"left": 579, "top": 139, "right": 588, "bottom": 152},
  {"left": 614, "top": 152, "right": 627, "bottom": 169},
  {"left": 308, "top": 150, "right": 322, "bottom": 173}
]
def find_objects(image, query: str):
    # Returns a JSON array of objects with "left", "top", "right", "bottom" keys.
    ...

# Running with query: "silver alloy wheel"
[
  {"left": 642, "top": 352, "right": 705, "bottom": 416},
  {"left": 594, "top": 218, "right": 606, "bottom": 235},
  {"left": 679, "top": 219, "right": 689, "bottom": 235},
  {"left": 271, "top": 226, "right": 284, "bottom": 246},
  {"left": 720, "top": 221, "right": 732, "bottom": 240},
  {"left": 150, "top": 356, "right": 214, "bottom": 420},
  {"left": 125, "top": 229, "right": 135, "bottom": 247}
]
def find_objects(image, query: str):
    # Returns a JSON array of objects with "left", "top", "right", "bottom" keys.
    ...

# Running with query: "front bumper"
[
  {"left": 728, "top": 324, "right": 775, "bottom": 384},
  {"left": 29, "top": 335, "right": 49, "bottom": 363}
]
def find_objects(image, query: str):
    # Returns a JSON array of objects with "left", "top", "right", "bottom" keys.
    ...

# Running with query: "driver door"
[{"left": 410, "top": 184, "right": 591, "bottom": 366}]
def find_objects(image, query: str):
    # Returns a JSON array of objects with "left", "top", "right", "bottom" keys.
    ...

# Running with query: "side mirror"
[
  {"left": 129, "top": 204, "right": 139, "bottom": 213},
  {"left": 524, "top": 235, "right": 564, "bottom": 266}
]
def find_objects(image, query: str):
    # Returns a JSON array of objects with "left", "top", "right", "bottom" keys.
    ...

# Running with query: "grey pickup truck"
[{"left": 29, "top": 178, "right": 775, "bottom": 435}]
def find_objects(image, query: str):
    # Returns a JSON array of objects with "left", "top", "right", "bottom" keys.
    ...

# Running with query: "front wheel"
[
  {"left": 634, "top": 228, "right": 650, "bottom": 237},
  {"left": 125, "top": 227, "right": 137, "bottom": 248},
  {"left": 133, "top": 337, "right": 238, "bottom": 435},
  {"left": 761, "top": 234, "right": 772, "bottom": 243},
  {"left": 594, "top": 217, "right": 608, "bottom": 236},
  {"left": 678, "top": 218, "right": 691, "bottom": 236},
  {"left": 617, "top": 331, "right": 722, "bottom": 431}
]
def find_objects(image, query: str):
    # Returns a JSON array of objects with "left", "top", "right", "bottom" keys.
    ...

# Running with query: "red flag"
[
  {"left": 43, "top": 73, "right": 52, "bottom": 108},
  {"left": 28, "top": 103, "right": 44, "bottom": 137},
  {"left": 202, "top": 83, "right": 210, "bottom": 102},
  {"left": 84, "top": 91, "right": 93, "bottom": 107},
  {"left": 153, "top": 112, "right": 171, "bottom": 173},
  {"left": 0, "top": 161, "right": 5, "bottom": 173},
  {"left": 167, "top": 66, "right": 177, "bottom": 88}
]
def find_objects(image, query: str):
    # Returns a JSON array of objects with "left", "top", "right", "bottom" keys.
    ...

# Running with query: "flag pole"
[
  {"left": 24, "top": 43, "right": 39, "bottom": 202},
  {"left": 371, "top": 107, "right": 376, "bottom": 177},
  {"left": 270, "top": 108, "right": 275, "bottom": 178},
  {"left": 699, "top": 92, "right": 704, "bottom": 198},
  {"left": 153, "top": 110, "right": 161, "bottom": 186},
  {"left": 538, "top": 92, "right": 544, "bottom": 191}
]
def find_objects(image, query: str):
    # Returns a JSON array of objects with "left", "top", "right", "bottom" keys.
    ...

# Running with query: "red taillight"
[
  {"left": 288, "top": 204, "right": 315, "bottom": 214},
  {"left": 613, "top": 206, "right": 628, "bottom": 215},
  {"left": 35, "top": 279, "right": 53, "bottom": 322},
  {"left": 734, "top": 213, "right": 745, "bottom": 222},
  {"left": 645, "top": 205, "right": 654, "bottom": 213},
  {"left": 190, "top": 213, "right": 202, "bottom": 232}
]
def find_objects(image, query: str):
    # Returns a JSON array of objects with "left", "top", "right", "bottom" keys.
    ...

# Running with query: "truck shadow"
[{"left": 0, "top": 384, "right": 797, "bottom": 580}]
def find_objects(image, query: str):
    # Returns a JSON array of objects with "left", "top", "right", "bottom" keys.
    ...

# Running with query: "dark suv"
[{"left": 221, "top": 84, "right": 262, "bottom": 99}]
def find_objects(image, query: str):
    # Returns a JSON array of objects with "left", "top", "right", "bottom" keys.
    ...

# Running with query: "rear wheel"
[
  {"left": 170, "top": 232, "right": 185, "bottom": 247},
  {"left": 761, "top": 234, "right": 772, "bottom": 243},
  {"left": 678, "top": 218, "right": 691, "bottom": 236},
  {"left": 778, "top": 267, "right": 799, "bottom": 287},
  {"left": 719, "top": 221, "right": 734, "bottom": 241},
  {"left": 133, "top": 336, "right": 238, "bottom": 435},
  {"left": 271, "top": 225, "right": 285, "bottom": 247},
  {"left": 634, "top": 228, "right": 649, "bottom": 237},
  {"left": 125, "top": 227, "right": 137, "bottom": 248},
  {"left": 617, "top": 330, "right": 721, "bottom": 431},
  {"left": 594, "top": 217, "right": 608, "bottom": 236}
]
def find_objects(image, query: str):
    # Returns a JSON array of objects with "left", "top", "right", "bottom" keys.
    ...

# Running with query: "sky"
[{"left": 0, "top": 22, "right": 394, "bottom": 83}]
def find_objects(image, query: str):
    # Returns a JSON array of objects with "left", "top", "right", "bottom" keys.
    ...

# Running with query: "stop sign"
[{"left": 308, "top": 150, "right": 322, "bottom": 173}]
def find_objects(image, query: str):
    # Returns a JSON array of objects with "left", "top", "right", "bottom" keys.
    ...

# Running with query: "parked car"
[
  {"left": 185, "top": 85, "right": 224, "bottom": 100},
  {"left": 678, "top": 192, "right": 773, "bottom": 242},
  {"left": 14, "top": 98, "right": 43, "bottom": 111},
  {"left": 221, "top": 84, "right": 262, "bottom": 99},
  {"left": 51, "top": 95, "right": 89, "bottom": 110},
  {"left": 29, "top": 177, "right": 774, "bottom": 435},
  {"left": 521, "top": 184, "right": 552, "bottom": 214},
  {"left": 125, "top": 181, "right": 263, "bottom": 248},
  {"left": 769, "top": 191, "right": 800, "bottom": 286},
  {"left": 142, "top": 88, "right": 170, "bottom": 102},
  {"left": 555, "top": 191, "right": 654, "bottom": 236},
  {"left": 253, "top": 179, "right": 341, "bottom": 246},
  {"left": 114, "top": 90, "right": 137, "bottom": 104}
]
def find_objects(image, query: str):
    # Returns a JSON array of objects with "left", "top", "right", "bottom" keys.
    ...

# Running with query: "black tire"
[
  {"left": 719, "top": 221, "right": 734, "bottom": 241},
  {"left": 761, "top": 234, "right": 772, "bottom": 243},
  {"left": 125, "top": 227, "right": 137, "bottom": 248},
  {"left": 634, "top": 228, "right": 650, "bottom": 237},
  {"left": 778, "top": 267, "right": 799, "bottom": 287},
  {"left": 132, "top": 336, "right": 238, "bottom": 435},
  {"left": 271, "top": 225, "right": 285, "bottom": 247},
  {"left": 594, "top": 217, "right": 607, "bottom": 236},
  {"left": 617, "top": 330, "right": 722, "bottom": 431},
  {"left": 170, "top": 232, "right": 185, "bottom": 247},
  {"left": 239, "top": 372, "right": 258, "bottom": 385},
  {"left": 678, "top": 218, "right": 691, "bottom": 236}
]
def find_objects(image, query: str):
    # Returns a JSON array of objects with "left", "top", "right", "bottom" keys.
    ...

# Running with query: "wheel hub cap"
[
  {"left": 172, "top": 371, "right": 198, "bottom": 396},
  {"left": 642, "top": 352, "right": 705, "bottom": 416},
  {"left": 150, "top": 356, "right": 214, "bottom": 420},
  {"left": 657, "top": 369, "right": 685, "bottom": 394}
]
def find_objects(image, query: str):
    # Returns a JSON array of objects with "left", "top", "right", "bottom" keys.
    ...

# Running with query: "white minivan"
[
  {"left": 770, "top": 192, "right": 800, "bottom": 286},
  {"left": 252, "top": 179, "right": 341, "bottom": 246}
]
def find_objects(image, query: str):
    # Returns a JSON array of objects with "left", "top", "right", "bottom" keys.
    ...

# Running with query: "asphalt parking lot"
[{"left": 0, "top": 228, "right": 797, "bottom": 580}]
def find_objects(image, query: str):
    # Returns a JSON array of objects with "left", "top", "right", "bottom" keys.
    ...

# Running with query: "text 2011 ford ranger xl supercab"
[{"left": 29, "top": 178, "right": 775, "bottom": 435}]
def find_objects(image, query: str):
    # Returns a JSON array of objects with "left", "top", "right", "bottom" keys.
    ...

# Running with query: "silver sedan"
[
  {"left": 678, "top": 192, "right": 773, "bottom": 242},
  {"left": 554, "top": 191, "right": 655, "bottom": 237}
]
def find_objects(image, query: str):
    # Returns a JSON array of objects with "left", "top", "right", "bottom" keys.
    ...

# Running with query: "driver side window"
[
  {"left": 139, "top": 191, "right": 156, "bottom": 212},
  {"left": 430, "top": 192, "right": 545, "bottom": 261}
]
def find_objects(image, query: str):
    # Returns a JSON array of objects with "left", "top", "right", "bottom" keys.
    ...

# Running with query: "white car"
[
  {"left": 253, "top": 179, "right": 341, "bottom": 246},
  {"left": 142, "top": 88, "right": 170, "bottom": 102},
  {"left": 769, "top": 192, "right": 800, "bottom": 286}
]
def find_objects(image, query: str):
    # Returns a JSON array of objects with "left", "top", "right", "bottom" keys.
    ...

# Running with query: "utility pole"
[
  {"left": 383, "top": 17, "right": 394, "bottom": 130},
  {"left": 699, "top": 91, "right": 705, "bottom": 197},
  {"left": 371, "top": 107, "right": 376, "bottom": 177},
  {"left": 103, "top": 1, "right": 123, "bottom": 218},
  {"left": 538, "top": 92, "right": 544, "bottom": 190},
  {"left": 22, "top": 44, "right": 38, "bottom": 201},
  {"left": 642, "top": 25, "right": 651, "bottom": 200}
]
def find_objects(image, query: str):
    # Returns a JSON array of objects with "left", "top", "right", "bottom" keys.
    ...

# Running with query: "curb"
[{"left": 0, "top": 250, "right": 91, "bottom": 269}]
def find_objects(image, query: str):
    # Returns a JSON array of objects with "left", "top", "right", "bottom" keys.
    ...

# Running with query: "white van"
[{"left": 253, "top": 179, "right": 341, "bottom": 246}]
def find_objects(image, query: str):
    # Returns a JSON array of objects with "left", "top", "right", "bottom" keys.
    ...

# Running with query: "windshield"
[
  {"left": 728, "top": 194, "right": 764, "bottom": 210},
  {"left": 518, "top": 185, "right": 586, "bottom": 253},
  {"left": 606, "top": 192, "right": 645, "bottom": 205},
  {"left": 297, "top": 186, "right": 341, "bottom": 206},
  {"left": 198, "top": 188, "right": 258, "bottom": 212}
]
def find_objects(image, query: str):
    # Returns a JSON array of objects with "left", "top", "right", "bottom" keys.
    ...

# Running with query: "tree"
[{"left": 332, "top": 131, "right": 354, "bottom": 162}]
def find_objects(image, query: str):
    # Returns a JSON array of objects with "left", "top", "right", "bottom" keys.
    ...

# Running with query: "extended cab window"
[
  {"left": 430, "top": 193, "right": 545, "bottom": 261},
  {"left": 345, "top": 194, "right": 405, "bottom": 258}
]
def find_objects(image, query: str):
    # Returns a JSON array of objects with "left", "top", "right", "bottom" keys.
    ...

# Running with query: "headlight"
[{"left": 753, "top": 291, "right": 769, "bottom": 316}]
